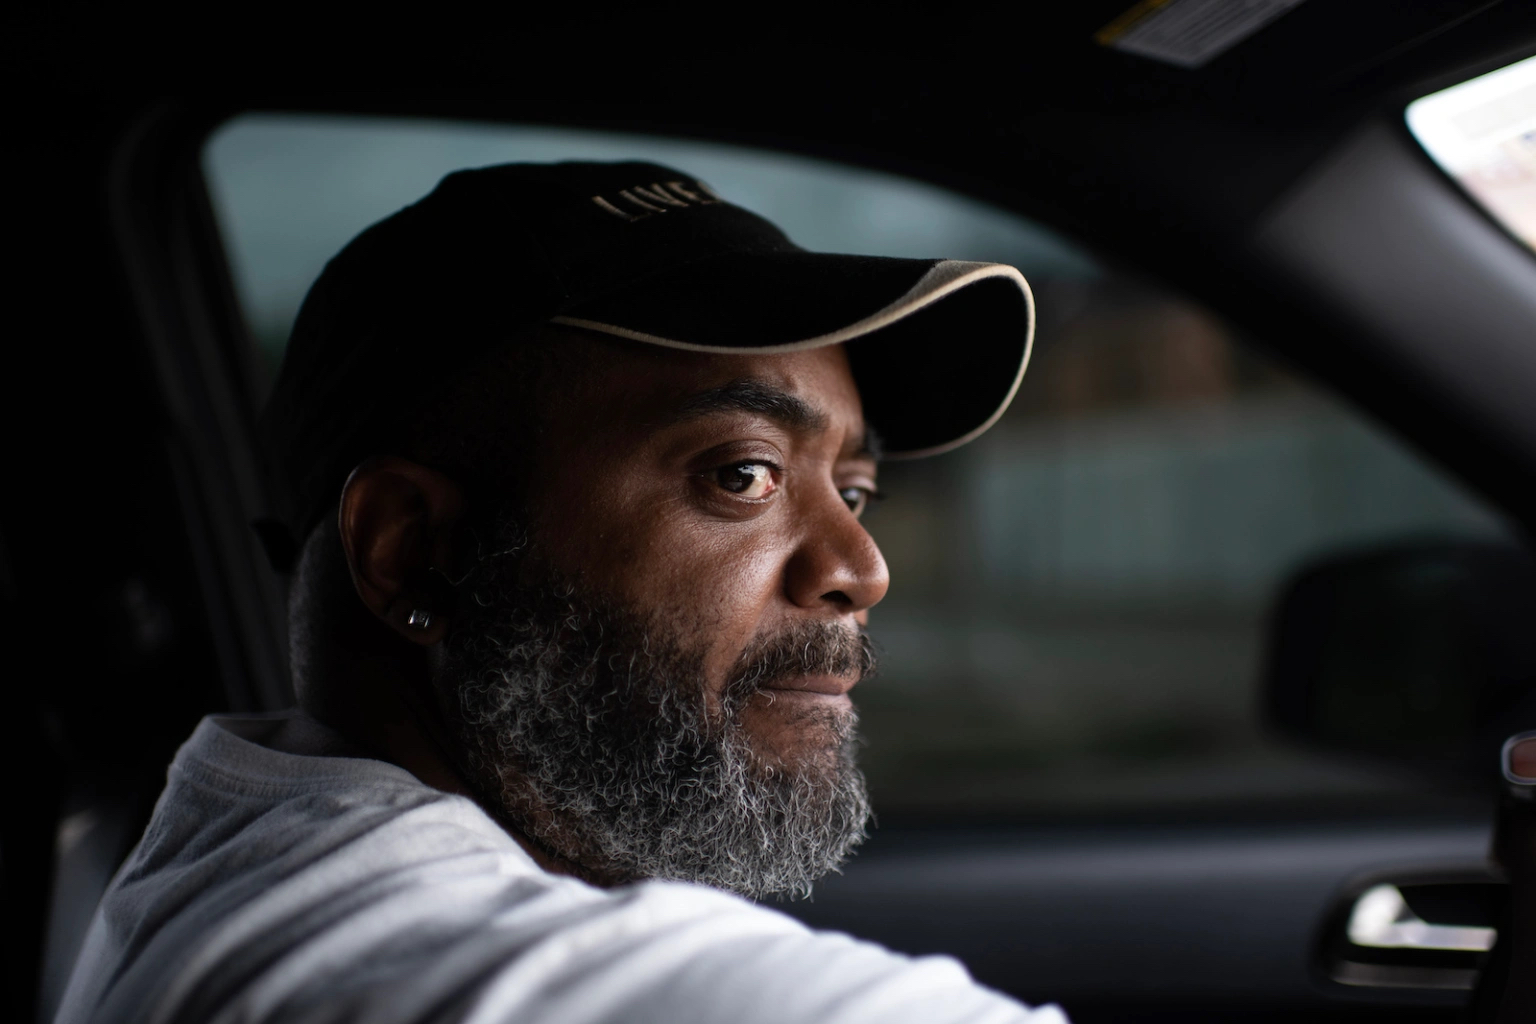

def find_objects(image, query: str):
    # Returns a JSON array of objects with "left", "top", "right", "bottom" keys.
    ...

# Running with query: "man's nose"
[{"left": 782, "top": 493, "right": 890, "bottom": 615}]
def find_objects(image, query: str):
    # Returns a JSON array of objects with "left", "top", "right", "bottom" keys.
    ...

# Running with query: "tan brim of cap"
[{"left": 550, "top": 260, "right": 1035, "bottom": 458}]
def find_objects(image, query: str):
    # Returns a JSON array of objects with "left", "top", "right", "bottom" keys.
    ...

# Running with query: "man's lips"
[{"left": 760, "top": 674, "right": 858, "bottom": 697}]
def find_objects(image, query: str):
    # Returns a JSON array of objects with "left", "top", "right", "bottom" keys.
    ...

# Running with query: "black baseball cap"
[{"left": 256, "top": 161, "right": 1034, "bottom": 570}]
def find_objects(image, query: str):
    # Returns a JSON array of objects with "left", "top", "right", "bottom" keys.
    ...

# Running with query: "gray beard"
[{"left": 436, "top": 519, "right": 873, "bottom": 900}]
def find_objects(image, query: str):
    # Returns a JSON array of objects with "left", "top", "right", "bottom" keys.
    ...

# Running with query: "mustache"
[{"left": 725, "top": 622, "right": 877, "bottom": 700}]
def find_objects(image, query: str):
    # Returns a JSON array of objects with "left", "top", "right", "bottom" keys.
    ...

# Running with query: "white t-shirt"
[{"left": 56, "top": 714, "right": 1066, "bottom": 1024}]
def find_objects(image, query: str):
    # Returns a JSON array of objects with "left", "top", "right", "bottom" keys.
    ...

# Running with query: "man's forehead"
[{"left": 560, "top": 332, "right": 867, "bottom": 433}]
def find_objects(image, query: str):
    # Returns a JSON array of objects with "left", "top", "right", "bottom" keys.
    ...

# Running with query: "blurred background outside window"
[{"left": 206, "top": 115, "right": 1513, "bottom": 823}]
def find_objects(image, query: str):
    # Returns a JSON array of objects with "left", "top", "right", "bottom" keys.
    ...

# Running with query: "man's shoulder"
[
  {"left": 60, "top": 715, "right": 1064, "bottom": 1024},
  {"left": 56, "top": 713, "right": 541, "bottom": 1023},
  {"left": 123, "top": 713, "right": 505, "bottom": 875}
]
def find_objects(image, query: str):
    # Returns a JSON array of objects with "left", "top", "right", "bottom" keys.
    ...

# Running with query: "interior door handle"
[
  {"left": 1316, "top": 868, "right": 1504, "bottom": 993},
  {"left": 1347, "top": 883, "right": 1496, "bottom": 952}
]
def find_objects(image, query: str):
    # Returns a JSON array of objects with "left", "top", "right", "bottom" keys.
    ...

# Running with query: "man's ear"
[{"left": 337, "top": 457, "right": 464, "bottom": 645}]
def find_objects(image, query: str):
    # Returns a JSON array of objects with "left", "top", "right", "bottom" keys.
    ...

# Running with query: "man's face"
[
  {"left": 437, "top": 334, "right": 889, "bottom": 897},
  {"left": 526, "top": 337, "right": 889, "bottom": 757}
]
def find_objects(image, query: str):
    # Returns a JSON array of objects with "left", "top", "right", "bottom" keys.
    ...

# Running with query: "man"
[{"left": 55, "top": 162, "right": 1061, "bottom": 1023}]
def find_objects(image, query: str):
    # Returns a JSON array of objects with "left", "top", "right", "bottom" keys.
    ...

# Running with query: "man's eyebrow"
[{"left": 672, "top": 379, "right": 830, "bottom": 433}]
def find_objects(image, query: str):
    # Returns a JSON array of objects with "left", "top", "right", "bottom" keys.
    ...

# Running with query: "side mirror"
[{"left": 1263, "top": 539, "right": 1536, "bottom": 783}]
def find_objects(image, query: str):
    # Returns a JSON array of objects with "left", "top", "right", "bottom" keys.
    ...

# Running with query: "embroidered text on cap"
[{"left": 591, "top": 181, "right": 722, "bottom": 222}]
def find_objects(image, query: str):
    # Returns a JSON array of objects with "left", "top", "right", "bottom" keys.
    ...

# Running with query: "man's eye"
[
  {"left": 840, "top": 487, "right": 874, "bottom": 517},
  {"left": 713, "top": 462, "right": 776, "bottom": 499}
]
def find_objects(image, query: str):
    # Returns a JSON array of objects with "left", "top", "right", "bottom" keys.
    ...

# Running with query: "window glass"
[
  {"left": 206, "top": 115, "right": 1512, "bottom": 820},
  {"left": 1407, "top": 54, "right": 1536, "bottom": 252}
]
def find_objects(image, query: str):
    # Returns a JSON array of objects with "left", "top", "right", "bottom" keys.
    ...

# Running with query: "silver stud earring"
[{"left": 406, "top": 609, "right": 433, "bottom": 630}]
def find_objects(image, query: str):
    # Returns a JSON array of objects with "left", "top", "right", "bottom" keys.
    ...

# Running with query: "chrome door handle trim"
[{"left": 1346, "top": 883, "right": 1496, "bottom": 952}]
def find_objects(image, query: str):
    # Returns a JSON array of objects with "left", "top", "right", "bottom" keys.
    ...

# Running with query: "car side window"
[
  {"left": 205, "top": 114, "right": 1513, "bottom": 821},
  {"left": 864, "top": 288, "right": 1510, "bottom": 820}
]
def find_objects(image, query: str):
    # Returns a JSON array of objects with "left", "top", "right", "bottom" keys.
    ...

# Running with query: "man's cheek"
[
  {"left": 679, "top": 536, "right": 787, "bottom": 678},
  {"left": 623, "top": 514, "right": 782, "bottom": 609}
]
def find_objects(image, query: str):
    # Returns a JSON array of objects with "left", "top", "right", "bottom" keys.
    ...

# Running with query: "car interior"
[{"left": 5, "top": 3, "right": 1535, "bottom": 1022}]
